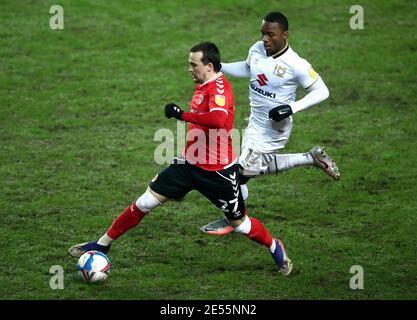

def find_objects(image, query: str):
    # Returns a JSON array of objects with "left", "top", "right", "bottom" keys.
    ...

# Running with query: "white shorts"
[{"left": 238, "top": 125, "right": 291, "bottom": 177}]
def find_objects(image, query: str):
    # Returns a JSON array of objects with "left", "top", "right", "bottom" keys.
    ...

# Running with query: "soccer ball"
[{"left": 76, "top": 251, "right": 110, "bottom": 283}]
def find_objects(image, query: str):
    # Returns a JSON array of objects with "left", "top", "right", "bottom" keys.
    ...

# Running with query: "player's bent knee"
[{"left": 136, "top": 189, "right": 162, "bottom": 213}]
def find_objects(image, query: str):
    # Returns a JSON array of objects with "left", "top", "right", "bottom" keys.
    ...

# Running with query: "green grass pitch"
[{"left": 1, "top": 0, "right": 416, "bottom": 299}]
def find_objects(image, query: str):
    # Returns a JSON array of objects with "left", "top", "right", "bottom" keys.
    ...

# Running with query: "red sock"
[
  {"left": 106, "top": 202, "right": 146, "bottom": 240},
  {"left": 247, "top": 217, "right": 273, "bottom": 247}
]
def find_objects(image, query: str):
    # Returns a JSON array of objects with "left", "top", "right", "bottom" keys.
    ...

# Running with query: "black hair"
[
  {"left": 190, "top": 42, "right": 221, "bottom": 72},
  {"left": 263, "top": 12, "right": 289, "bottom": 31}
]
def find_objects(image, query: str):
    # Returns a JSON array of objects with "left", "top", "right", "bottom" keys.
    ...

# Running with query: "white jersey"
[{"left": 244, "top": 41, "right": 319, "bottom": 152}]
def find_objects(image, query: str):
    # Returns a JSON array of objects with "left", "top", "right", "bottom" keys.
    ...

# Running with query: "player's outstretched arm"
[
  {"left": 221, "top": 61, "right": 250, "bottom": 78},
  {"left": 269, "top": 77, "right": 329, "bottom": 122},
  {"left": 182, "top": 110, "right": 227, "bottom": 128},
  {"left": 164, "top": 103, "right": 227, "bottom": 128},
  {"left": 289, "top": 77, "right": 329, "bottom": 113}
]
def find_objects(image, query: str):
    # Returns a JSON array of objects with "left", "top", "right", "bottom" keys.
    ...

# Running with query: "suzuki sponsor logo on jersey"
[
  {"left": 250, "top": 82, "right": 276, "bottom": 99},
  {"left": 256, "top": 73, "right": 268, "bottom": 86}
]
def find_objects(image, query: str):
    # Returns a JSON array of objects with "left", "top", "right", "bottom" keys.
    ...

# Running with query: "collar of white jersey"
[
  {"left": 270, "top": 41, "right": 289, "bottom": 59},
  {"left": 200, "top": 72, "right": 223, "bottom": 87}
]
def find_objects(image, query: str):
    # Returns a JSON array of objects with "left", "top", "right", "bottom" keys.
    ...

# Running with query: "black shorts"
[{"left": 149, "top": 160, "right": 245, "bottom": 220}]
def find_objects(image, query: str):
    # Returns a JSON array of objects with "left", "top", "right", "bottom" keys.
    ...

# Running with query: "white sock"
[
  {"left": 265, "top": 153, "right": 314, "bottom": 174},
  {"left": 233, "top": 215, "right": 252, "bottom": 235},
  {"left": 97, "top": 233, "right": 114, "bottom": 246},
  {"left": 269, "top": 239, "right": 276, "bottom": 253}
]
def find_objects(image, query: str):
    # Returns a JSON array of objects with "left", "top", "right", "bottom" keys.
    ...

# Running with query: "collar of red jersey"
[{"left": 200, "top": 72, "right": 223, "bottom": 87}]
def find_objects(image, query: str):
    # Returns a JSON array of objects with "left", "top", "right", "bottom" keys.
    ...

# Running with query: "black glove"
[
  {"left": 165, "top": 103, "right": 184, "bottom": 120},
  {"left": 268, "top": 105, "right": 293, "bottom": 122}
]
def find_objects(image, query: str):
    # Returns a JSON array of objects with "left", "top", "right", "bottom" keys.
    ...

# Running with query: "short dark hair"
[
  {"left": 190, "top": 42, "right": 221, "bottom": 72},
  {"left": 263, "top": 12, "right": 289, "bottom": 31}
]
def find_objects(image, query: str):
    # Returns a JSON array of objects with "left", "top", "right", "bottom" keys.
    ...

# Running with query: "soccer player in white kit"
[{"left": 201, "top": 12, "right": 340, "bottom": 235}]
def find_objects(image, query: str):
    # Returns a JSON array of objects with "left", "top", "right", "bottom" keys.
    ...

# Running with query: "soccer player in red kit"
[{"left": 68, "top": 42, "right": 292, "bottom": 276}]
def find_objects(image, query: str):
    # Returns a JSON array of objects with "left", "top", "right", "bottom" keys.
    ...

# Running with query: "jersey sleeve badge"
[
  {"left": 215, "top": 94, "right": 226, "bottom": 107},
  {"left": 309, "top": 68, "right": 318, "bottom": 79}
]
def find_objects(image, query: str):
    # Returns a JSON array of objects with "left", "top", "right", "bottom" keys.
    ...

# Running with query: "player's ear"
[
  {"left": 283, "top": 30, "right": 289, "bottom": 40},
  {"left": 207, "top": 62, "right": 214, "bottom": 72}
]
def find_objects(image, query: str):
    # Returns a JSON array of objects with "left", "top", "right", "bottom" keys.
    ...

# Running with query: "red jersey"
[{"left": 182, "top": 73, "right": 236, "bottom": 171}]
